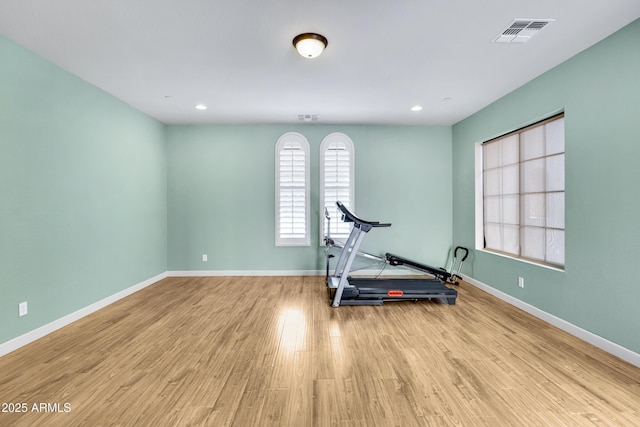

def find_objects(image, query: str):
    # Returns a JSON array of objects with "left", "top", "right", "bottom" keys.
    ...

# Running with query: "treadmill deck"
[{"left": 330, "top": 277, "right": 457, "bottom": 305}]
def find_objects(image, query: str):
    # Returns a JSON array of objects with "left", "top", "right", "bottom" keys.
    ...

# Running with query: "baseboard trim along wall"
[
  {"left": 166, "top": 269, "right": 413, "bottom": 277},
  {"left": 0, "top": 272, "right": 168, "bottom": 358},
  {"left": 462, "top": 274, "right": 640, "bottom": 368},
  {"left": 167, "top": 270, "right": 325, "bottom": 277}
]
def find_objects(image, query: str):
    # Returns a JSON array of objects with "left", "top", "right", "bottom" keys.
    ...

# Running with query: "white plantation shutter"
[
  {"left": 276, "top": 133, "right": 310, "bottom": 246},
  {"left": 320, "top": 133, "right": 354, "bottom": 243}
]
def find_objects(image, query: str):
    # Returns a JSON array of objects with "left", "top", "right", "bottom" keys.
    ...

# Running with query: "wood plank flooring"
[{"left": 1, "top": 276, "right": 639, "bottom": 426}]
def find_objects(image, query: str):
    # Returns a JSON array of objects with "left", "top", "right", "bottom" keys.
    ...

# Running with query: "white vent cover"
[
  {"left": 493, "top": 19, "right": 554, "bottom": 43},
  {"left": 297, "top": 114, "right": 319, "bottom": 122}
]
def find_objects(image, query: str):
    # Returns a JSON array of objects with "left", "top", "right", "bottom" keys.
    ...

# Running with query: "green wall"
[
  {"left": 452, "top": 20, "right": 640, "bottom": 353},
  {"left": 166, "top": 125, "right": 452, "bottom": 271},
  {"left": 0, "top": 37, "right": 167, "bottom": 344}
]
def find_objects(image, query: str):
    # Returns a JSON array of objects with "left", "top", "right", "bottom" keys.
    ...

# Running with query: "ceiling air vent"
[
  {"left": 493, "top": 19, "right": 554, "bottom": 43},
  {"left": 297, "top": 114, "right": 319, "bottom": 123}
]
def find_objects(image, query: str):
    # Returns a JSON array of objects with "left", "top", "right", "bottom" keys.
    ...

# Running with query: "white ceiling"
[{"left": 2, "top": 0, "right": 639, "bottom": 126}]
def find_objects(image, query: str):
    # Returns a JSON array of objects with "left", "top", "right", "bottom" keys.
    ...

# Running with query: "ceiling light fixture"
[
  {"left": 411, "top": 105, "right": 423, "bottom": 112},
  {"left": 195, "top": 104, "right": 207, "bottom": 110},
  {"left": 293, "top": 33, "right": 328, "bottom": 58}
]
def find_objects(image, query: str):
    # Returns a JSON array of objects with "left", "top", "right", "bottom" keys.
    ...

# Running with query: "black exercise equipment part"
[
  {"left": 386, "top": 246, "right": 469, "bottom": 285},
  {"left": 326, "top": 202, "right": 458, "bottom": 306}
]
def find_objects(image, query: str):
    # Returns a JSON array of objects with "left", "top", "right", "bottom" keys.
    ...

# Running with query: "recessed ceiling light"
[
  {"left": 195, "top": 104, "right": 207, "bottom": 110},
  {"left": 411, "top": 105, "right": 423, "bottom": 112}
]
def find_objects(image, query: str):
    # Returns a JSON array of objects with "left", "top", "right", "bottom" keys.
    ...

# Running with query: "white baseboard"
[
  {"left": 0, "top": 272, "right": 168, "bottom": 358},
  {"left": 166, "top": 268, "right": 422, "bottom": 278},
  {"left": 462, "top": 274, "right": 640, "bottom": 368},
  {"left": 167, "top": 270, "right": 324, "bottom": 277}
]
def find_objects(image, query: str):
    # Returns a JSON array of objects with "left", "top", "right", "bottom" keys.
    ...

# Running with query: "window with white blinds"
[
  {"left": 481, "top": 113, "right": 565, "bottom": 268},
  {"left": 275, "top": 133, "right": 310, "bottom": 246},
  {"left": 320, "top": 133, "right": 354, "bottom": 243}
]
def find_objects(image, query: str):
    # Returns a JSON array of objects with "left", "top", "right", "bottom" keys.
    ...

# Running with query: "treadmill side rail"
[{"left": 385, "top": 253, "right": 452, "bottom": 281}]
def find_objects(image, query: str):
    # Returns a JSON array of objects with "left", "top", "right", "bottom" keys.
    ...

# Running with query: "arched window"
[
  {"left": 320, "top": 132, "right": 355, "bottom": 243},
  {"left": 275, "top": 132, "right": 310, "bottom": 246}
]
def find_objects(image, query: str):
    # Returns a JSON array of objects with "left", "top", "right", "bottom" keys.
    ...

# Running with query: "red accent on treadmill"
[{"left": 387, "top": 290, "right": 404, "bottom": 297}]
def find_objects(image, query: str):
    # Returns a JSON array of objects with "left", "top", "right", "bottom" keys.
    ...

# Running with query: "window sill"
[{"left": 477, "top": 248, "right": 565, "bottom": 273}]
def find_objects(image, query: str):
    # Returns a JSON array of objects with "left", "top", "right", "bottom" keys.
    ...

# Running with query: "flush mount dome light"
[{"left": 293, "top": 33, "right": 328, "bottom": 58}]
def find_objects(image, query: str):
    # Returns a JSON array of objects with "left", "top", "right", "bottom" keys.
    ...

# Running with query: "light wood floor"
[{"left": 1, "top": 276, "right": 639, "bottom": 426}]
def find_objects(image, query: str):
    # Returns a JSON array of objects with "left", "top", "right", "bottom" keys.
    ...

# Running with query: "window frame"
[
  {"left": 319, "top": 132, "right": 355, "bottom": 245},
  {"left": 275, "top": 132, "right": 310, "bottom": 246},
  {"left": 476, "top": 113, "right": 565, "bottom": 270}
]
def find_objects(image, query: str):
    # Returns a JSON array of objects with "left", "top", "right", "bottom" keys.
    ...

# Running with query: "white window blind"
[
  {"left": 320, "top": 133, "right": 354, "bottom": 243},
  {"left": 482, "top": 114, "right": 565, "bottom": 268},
  {"left": 275, "top": 133, "right": 310, "bottom": 246}
]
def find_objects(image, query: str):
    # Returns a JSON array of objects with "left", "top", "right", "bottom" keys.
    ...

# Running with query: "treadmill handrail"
[
  {"left": 336, "top": 201, "right": 391, "bottom": 232},
  {"left": 454, "top": 246, "right": 469, "bottom": 262}
]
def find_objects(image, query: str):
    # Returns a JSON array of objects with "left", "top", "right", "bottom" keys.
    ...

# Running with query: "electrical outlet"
[
  {"left": 202, "top": 254, "right": 208, "bottom": 262},
  {"left": 19, "top": 301, "right": 28, "bottom": 317},
  {"left": 518, "top": 277, "right": 524, "bottom": 288}
]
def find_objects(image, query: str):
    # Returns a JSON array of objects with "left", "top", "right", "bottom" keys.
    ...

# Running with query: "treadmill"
[{"left": 327, "top": 202, "right": 458, "bottom": 307}]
